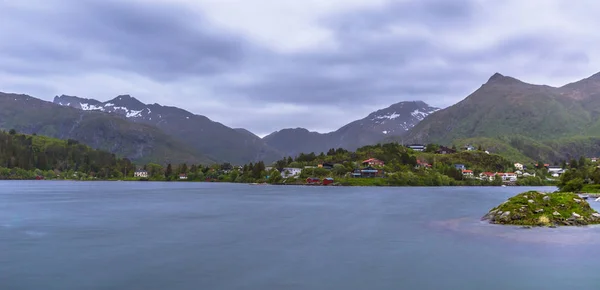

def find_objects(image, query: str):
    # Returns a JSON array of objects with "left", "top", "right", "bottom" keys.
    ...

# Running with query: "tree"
[
  {"left": 8, "top": 129, "right": 16, "bottom": 135},
  {"left": 165, "top": 163, "right": 173, "bottom": 179},
  {"left": 579, "top": 156, "right": 587, "bottom": 169},
  {"left": 477, "top": 145, "right": 483, "bottom": 151}
]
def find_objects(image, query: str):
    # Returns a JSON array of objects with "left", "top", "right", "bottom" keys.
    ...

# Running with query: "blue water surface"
[{"left": 1, "top": 181, "right": 599, "bottom": 290}]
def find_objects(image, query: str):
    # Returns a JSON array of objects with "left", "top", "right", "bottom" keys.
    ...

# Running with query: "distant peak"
[{"left": 488, "top": 72, "right": 505, "bottom": 82}]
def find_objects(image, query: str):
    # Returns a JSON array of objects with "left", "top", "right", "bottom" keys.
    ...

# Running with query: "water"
[{"left": 2, "top": 181, "right": 600, "bottom": 290}]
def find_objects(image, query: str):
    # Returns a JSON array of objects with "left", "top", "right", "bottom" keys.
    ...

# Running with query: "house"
[
  {"left": 551, "top": 169, "right": 567, "bottom": 178},
  {"left": 436, "top": 146, "right": 456, "bottom": 154},
  {"left": 281, "top": 168, "right": 302, "bottom": 178},
  {"left": 514, "top": 163, "right": 524, "bottom": 171},
  {"left": 362, "top": 158, "right": 385, "bottom": 167},
  {"left": 320, "top": 163, "right": 334, "bottom": 170},
  {"left": 416, "top": 160, "right": 432, "bottom": 169},
  {"left": 464, "top": 145, "right": 476, "bottom": 151},
  {"left": 134, "top": 170, "right": 148, "bottom": 178},
  {"left": 462, "top": 170, "right": 474, "bottom": 178},
  {"left": 179, "top": 173, "right": 188, "bottom": 180},
  {"left": 515, "top": 170, "right": 523, "bottom": 176},
  {"left": 322, "top": 177, "right": 335, "bottom": 185},
  {"left": 355, "top": 166, "right": 383, "bottom": 178},
  {"left": 454, "top": 164, "right": 466, "bottom": 171},
  {"left": 306, "top": 177, "right": 320, "bottom": 184},
  {"left": 407, "top": 144, "right": 426, "bottom": 152},
  {"left": 479, "top": 172, "right": 496, "bottom": 181},
  {"left": 535, "top": 163, "right": 550, "bottom": 168},
  {"left": 547, "top": 166, "right": 562, "bottom": 173},
  {"left": 592, "top": 157, "right": 598, "bottom": 163},
  {"left": 498, "top": 172, "right": 518, "bottom": 182}
]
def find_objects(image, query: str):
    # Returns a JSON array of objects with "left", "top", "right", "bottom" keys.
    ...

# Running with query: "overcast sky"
[{"left": 1, "top": 0, "right": 599, "bottom": 136}]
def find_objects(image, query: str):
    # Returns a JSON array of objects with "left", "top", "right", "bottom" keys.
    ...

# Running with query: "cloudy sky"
[{"left": 1, "top": 0, "right": 599, "bottom": 136}]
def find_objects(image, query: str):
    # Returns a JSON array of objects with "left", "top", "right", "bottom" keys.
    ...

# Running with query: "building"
[
  {"left": 407, "top": 144, "right": 426, "bottom": 152},
  {"left": 454, "top": 164, "right": 466, "bottom": 171},
  {"left": 436, "top": 146, "right": 456, "bottom": 154},
  {"left": 592, "top": 157, "right": 598, "bottom": 163},
  {"left": 281, "top": 168, "right": 302, "bottom": 178},
  {"left": 320, "top": 163, "right": 334, "bottom": 170},
  {"left": 322, "top": 178, "right": 335, "bottom": 185},
  {"left": 416, "top": 160, "right": 432, "bottom": 169},
  {"left": 134, "top": 170, "right": 148, "bottom": 178},
  {"left": 462, "top": 169, "right": 474, "bottom": 178},
  {"left": 179, "top": 174, "right": 188, "bottom": 180},
  {"left": 548, "top": 166, "right": 562, "bottom": 173},
  {"left": 498, "top": 173, "right": 518, "bottom": 182},
  {"left": 362, "top": 158, "right": 385, "bottom": 167},
  {"left": 353, "top": 166, "right": 383, "bottom": 178},
  {"left": 479, "top": 172, "right": 496, "bottom": 181},
  {"left": 514, "top": 163, "right": 524, "bottom": 171},
  {"left": 464, "top": 145, "right": 476, "bottom": 151},
  {"left": 306, "top": 177, "right": 320, "bottom": 184}
]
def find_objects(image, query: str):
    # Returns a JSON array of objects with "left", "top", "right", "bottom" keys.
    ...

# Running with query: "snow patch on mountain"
[{"left": 80, "top": 103, "right": 105, "bottom": 111}]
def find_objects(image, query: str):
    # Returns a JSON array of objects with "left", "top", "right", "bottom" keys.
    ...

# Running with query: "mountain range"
[
  {"left": 4, "top": 70, "right": 600, "bottom": 165},
  {"left": 263, "top": 101, "right": 439, "bottom": 157}
]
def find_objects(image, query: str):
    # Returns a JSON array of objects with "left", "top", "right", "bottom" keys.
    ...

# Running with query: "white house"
[
  {"left": 462, "top": 170, "right": 474, "bottom": 178},
  {"left": 499, "top": 173, "right": 517, "bottom": 182},
  {"left": 479, "top": 172, "right": 495, "bottom": 181},
  {"left": 592, "top": 157, "right": 598, "bottom": 163},
  {"left": 134, "top": 170, "right": 148, "bottom": 178},
  {"left": 514, "top": 163, "right": 524, "bottom": 171},
  {"left": 548, "top": 166, "right": 562, "bottom": 173},
  {"left": 281, "top": 168, "right": 302, "bottom": 178},
  {"left": 179, "top": 174, "right": 188, "bottom": 180}
]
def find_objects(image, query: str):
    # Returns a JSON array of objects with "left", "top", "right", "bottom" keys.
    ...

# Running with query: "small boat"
[
  {"left": 501, "top": 185, "right": 507, "bottom": 187},
  {"left": 595, "top": 197, "right": 600, "bottom": 202}
]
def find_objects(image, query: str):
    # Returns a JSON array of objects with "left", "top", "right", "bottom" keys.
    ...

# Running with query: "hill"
[
  {"left": 0, "top": 130, "right": 136, "bottom": 179},
  {"left": 0, "top": 92, "right": 212, "bottom": 165},
  {"left": 401, "top": 73, "right": 593, "bottom": 144},
  {"left": 263, "top": 101, "right": 439, "bottom": 156},
  {"left": 54, "top": 95, "right": 281, "bottom": 164}
]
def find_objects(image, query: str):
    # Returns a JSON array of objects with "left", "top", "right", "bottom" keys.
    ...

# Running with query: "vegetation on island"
[{"left": 482, "top": 191, "right": 600, "bottom": 226}]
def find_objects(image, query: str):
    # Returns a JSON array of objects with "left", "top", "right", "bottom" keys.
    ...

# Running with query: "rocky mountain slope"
[
  {"left": 263, "top": 101, "right": 439, "bottom": 157},
  {"left": 401, "top": 72, "right": 596, "bottom": 145},
  {"left": 0, "top": 92, "right": 212, "bottom": 165},
  {"left": 54, "top": 95, "right": 282, "bottom": 164}
]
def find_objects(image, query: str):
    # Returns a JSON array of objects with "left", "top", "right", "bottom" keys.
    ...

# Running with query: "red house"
[
  {"left": 322, "top": 178, "right": 334, "bottom": 185},
  {"left": 362, "top": 158, "right": 384, "bottom": 167},
  {"left": 306, "top": 177, "right": 320, "bottom": 184}
]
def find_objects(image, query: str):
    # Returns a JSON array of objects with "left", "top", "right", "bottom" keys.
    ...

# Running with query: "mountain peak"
[
  {"left": 488, "top": 72, "right": 505, "bottom": 82},
  {"left": 107, "top": 95, "right": 146, "bottom": 109}
]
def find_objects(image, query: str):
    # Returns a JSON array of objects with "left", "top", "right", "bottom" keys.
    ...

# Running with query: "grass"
[{"left": 482, "top": 191, "right": 600, "bottom": 226}]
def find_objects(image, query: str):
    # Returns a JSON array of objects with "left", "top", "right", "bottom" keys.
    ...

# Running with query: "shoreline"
[{"left": 0, "top": 179, "right": 558, "bottom": 188}]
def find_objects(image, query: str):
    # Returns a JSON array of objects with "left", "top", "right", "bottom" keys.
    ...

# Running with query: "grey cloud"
[
  {"left": 0, "top": 0, "right": 598, "bottom": 136},
  {"left": 0, "top": 0, "right": 248, "bottom": 81}
]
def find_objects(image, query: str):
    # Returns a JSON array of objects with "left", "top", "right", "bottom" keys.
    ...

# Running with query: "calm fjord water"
[{"left": 2, "top": 181, "right": 600, "bottom": 290}]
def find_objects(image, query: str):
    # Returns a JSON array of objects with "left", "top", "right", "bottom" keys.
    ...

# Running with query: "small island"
[{"left": 482, "top": 191, "right": 600, "bottom": 227}]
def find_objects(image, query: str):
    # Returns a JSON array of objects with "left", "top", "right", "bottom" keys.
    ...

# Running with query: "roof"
[
  {"left": 462, "top": 170, "right": 473, "bottom": 173},
  {"left": 362, "top": 158, "right": 383, "bottom": 163},
  {"left": 481, "top": 172, "right": 495, "bottom": 176}
]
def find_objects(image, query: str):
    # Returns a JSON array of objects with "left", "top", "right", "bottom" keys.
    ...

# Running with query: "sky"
[{"left": 1, "top": 0, "right": 599, "bottom": 137}]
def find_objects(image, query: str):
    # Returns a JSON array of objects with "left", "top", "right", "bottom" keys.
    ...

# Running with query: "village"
[{"left": 126, "top": 143, "right": 597, "bottom": 186}]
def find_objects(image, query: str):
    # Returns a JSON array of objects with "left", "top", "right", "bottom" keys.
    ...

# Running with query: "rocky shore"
[{"left": 482, "top": 191, "right": 600, "bottom": 227}]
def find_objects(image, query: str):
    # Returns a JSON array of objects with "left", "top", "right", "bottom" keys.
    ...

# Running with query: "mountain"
[
  {"left": 401, "top": 72, "right": 596, "bottom": 145},
  {"left": 263, "top": 101, "right": 439, "bottom": 157},
  {"left": 0, "top": 92, "right": 212, "bottom": 165},
  {"left": 54, "top": 95, "right": 282, "bottom": 164}
]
